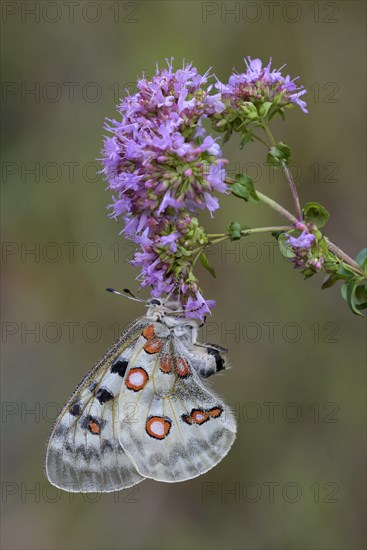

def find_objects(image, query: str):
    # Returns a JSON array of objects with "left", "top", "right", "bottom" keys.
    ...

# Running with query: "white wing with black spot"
[{"left": 45, "top": 319, "right": 148, "bottom": 492}]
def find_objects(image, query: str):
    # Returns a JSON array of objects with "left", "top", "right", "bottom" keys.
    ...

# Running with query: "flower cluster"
[
  {"left": 219, "top": 56, "right": 308, "bottom": 113},
  {"left": 102, "top": 60, "right": 227, "bottom": 317},
  {"left": 286, "top": 229, "right": 325, "bottom": 273},
  {"left": 101, "top": 57, "right": 310, "bottom": 317},
  {"left": 210, "top": 57, "right": 307, "bottom": 143}
]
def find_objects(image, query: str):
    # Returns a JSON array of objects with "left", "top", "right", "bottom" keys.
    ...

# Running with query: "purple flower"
[
  {"left": 184, "top": 289, "right": 216, "bottom": 320},
  {"left": 285, "top": 230, "right": 326, "bottom": 273},
  {"left": 218, "top": 56, "right": 308, "bottom": 113},
  {"left": 160, "top": 233, "right": 179, "bottom": 252},
  {"left": 101, "top": 59, "right": 227, "bottom": 237},
  {"left": 287, "top": 231, "right": 315, "bottom": 250}
]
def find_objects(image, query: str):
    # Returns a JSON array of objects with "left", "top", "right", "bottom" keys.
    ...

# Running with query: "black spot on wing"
[
  {"left": 54, "top": 424, "right": 67, "bottom": 437},
  {"left": 69, "top": 402, "right": 82, "bottom": 416},
  {"left": 95, "top": 387, "right": 114, "bottom": 404},
  {"left": 75, "top": 445, "right": 87, "bottom": 460},
  {"left": 111, "top": 359, "right": 128, "bottom": 377},
  {"left": 101, "top": 440, "right": 114, "bottom": 453},
  {"left": 207, "top": 348, "right": 225, "bottom": 372}
]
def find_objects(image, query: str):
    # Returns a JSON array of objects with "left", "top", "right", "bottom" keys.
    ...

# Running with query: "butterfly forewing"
[
  {"left": 45, "top": 318, "right": 149, "bottom": 492},
  {"left": 117, "top": 322, "right": 237, "bottom": 482}
]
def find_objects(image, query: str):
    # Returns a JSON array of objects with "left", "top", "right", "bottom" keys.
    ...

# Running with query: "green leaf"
[
  {"left": 354, "top": 282, "right": 367, "bottom": 309},
  {"left": 222, "top": 130, "right": 232, "bottom": 144},
  {"left": 337, "top": 262, "right": 356, "bottom": 279},
  {"left": 259, "top": 101, "right": 273, "bottom": 118},
  {"left": 241, "top": 101, "right": 258, "bottom": 116},
  {"left": 321, "top": 273, "right": 340, "bottom": 290},
  {"left": 277, "top": 141, "right": 291, "bottom": 159},
  {"left": 271, "top": 230, "right": 285, "bottom": 240},
  {"left": 302, "top": 202, "right": 329, "bottom": 228},
  {"left": 231, "top": 174, "right": 259, "bottom": 203},
  {"left": 302, "top": 267, "right": 317, "bottom": 279},
  {"left": 277, "top": 232, "right": 295, "bottom": 259},
  {"left": 356, "top": 248, "right": 367, "bottom": 270},
  {"left": 228, "top": 221, "right": 243, "bottom": 241},
  {"left": 266, "top": 141, "right": 291, "bottom": 168},
  {"left": 269, "top": 106, "right": 285, "bottom": 122},
  {"left": 199, "top": 252, "right": 216, "bottom": 278},
  {"left": 342, "top": 280, "right": 364, "bottom": 316},
  {"left": 341, "top": 282, "right": 348, "bottom": 301},
  {"left": 239, "top": 130, "right": 252, "bottom": 149}
]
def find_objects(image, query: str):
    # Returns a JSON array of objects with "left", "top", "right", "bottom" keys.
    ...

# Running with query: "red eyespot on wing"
[
  {"left": 125, "top": 367, "right": 149, "bottom": 391},
  {"left": 176, "top": 357, "right": 191, "bottom": 378},
  {"left": 160, "top": 354, "right": 172, "bottom": 373},
  {"left": 142, "top": 324, "right": 156, "bottom": 340},
  {"left": 182, "top": 407, "right": 221, "bottom": 426},
  {"left": 88, "top": 420, "right": 100, "bottom": 434},
  {"left": 209, "top": 406, "right": 223, "bottom": 418},
  {"left": 144, "top": 338, "right": 163, "bottom": 354},
  {"left": 192, "top": 410, "right": 209, "bottom": 425},
  {"left": 146, "top": 416, "right": 172, "bottom": 440}
]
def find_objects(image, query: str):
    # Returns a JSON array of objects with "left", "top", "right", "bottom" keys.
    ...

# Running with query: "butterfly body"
[{"left": 45, "top": 299, "right": 236, "bottom": 492}]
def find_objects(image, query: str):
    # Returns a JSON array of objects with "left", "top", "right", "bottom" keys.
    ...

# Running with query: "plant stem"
[
  {"left": 282, "top": 163, "right": 303, "bottom": 221},
  {"left": 209, "top": 236, "right": 230, "bottom": 245},
  {"left": 208, "top": 226, "right": 293, "bottom": 242},
  {"left": 251, "top": 133, "right": 271, "bottom": 148},
  {"left": 256, "top": 190, "right": 298, "bottom": 224},
  {"left": 262, "top": 124, "right": 277, "bottom": 146},
  {"left": 225, "top": 177, "right": 298, "bottom": 224},
  {"left": 324, "top": 238, "right": 365, "bottom": 276},
  {"left": 241, "top": 226, "right": 292, "bottom": 235},
  {"left": 261, "top": 122, "right": 302, "bottom": 220}
]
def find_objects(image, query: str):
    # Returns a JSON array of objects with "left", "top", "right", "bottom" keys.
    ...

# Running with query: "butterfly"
[{"left": 45, "top": 291, "right": 237, "bottom": 492}]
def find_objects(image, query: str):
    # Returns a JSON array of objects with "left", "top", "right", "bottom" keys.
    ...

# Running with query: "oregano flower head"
[
  {"left": 102, "top": 59, "right": 227, "bottom": 317},
  {"left": 219, "top": 56, "right": 308, "bottom": 113},
  {"left": 101, "top": 57, "right": 366, "bottom": 319}
]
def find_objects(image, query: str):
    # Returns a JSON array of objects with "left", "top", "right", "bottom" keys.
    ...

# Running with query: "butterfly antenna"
[
  {"left": 106, "top": 288, "right": 146, "bottom": 303},
  {"left": 170, "top": 304, "right": 203, "bottom": 316}
]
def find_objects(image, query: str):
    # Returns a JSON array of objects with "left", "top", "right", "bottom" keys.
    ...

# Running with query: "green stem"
[
  {"left": 282, "top": 163, "right": 303, "bottom": 221},
  {"left": 225, "top": 177, "right": 298, "bottom": 224},
  {"left": 208, "top": 226, "right": 293, "bottom": 243},
  {"left": 256, "top": 190, "right": 298, "bottom": 224},
  {"left": 324, "top": 238, "right": 365, "bottom": 276},
  {"left": 251, "top": 133, "right": 271, "bottom": 148},
  {"left": 261, "top": 122, "right": 302, "bottom": 220},
  {"left": 262, "top": 123, "right": 277, "bottom": 147},
  {"left": 208, "top": 236, "right": 230, "bottom": 245},
  {"left": 191, "top": 249, "right": 204, "bottom": 267},
  {"left": 241, "top": 226, "right": 293, "bottom": 235}
]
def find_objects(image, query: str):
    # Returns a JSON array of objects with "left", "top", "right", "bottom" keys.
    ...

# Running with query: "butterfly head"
[
  {"left": 107, "top": 288, "right": 202, "bottom": 327},
  {"left": 145, "top": 298, "right": 204, "bottom": 332},
  {"left": 146, "top": 297, "right": 186, "bottom": 319}
]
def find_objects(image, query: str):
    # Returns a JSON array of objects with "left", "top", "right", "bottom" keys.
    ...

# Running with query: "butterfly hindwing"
[
  {"left": 45, "top": 318, "right": 149, "bottom": 492},
  {"left": 117, "top": 322, "right": 237, "bottom": 482}
]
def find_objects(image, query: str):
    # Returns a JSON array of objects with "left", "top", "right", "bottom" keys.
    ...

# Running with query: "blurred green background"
[{"left": 1, "top": 1, "right": 366, "bottom": 549}]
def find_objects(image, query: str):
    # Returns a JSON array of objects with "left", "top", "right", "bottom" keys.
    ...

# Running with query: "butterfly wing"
[
  {"left": 117, "top": 323, "right": 237, "bottom": 482},
  {"left": 45, "top": 318, "right": 149, "bottom": 492}
]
